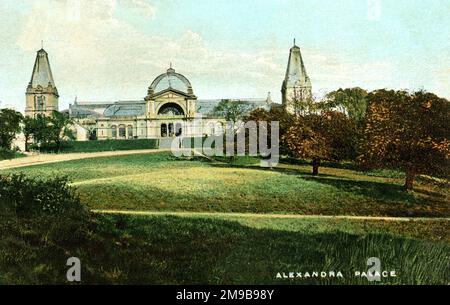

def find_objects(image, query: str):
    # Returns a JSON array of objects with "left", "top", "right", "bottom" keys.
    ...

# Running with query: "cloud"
[
  {"left": 126, "top": 0, "right": 156, "bottom": 18},
  {"left": 15, "top": 0, "right": 286, "bottom": 104},
  {"left": 15, "top": 0, "right": 431, "bottom": 109}
]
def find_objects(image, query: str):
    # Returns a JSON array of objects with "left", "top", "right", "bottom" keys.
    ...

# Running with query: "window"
[
  {"left": 119, "top": 125, "right": 126, "bottom": 138},
  {"left": 111, "top": 126, "right": 117, "bottom": 138},
  {"left": 127, "top": 125, "right": 133, "bottom": 138},
  {"left": 158, "top": 103, "right": 184, "bottom": 116},
  {"left": 168, "top": 123, "right": 174, "bottom": 137},
  {"left": 35, "top": 95, "right": 45, "bottom": 111},
  {"left": 161, "top": 124, "right": 167, "bottom": 137},
  {"left": 175, "top": 123, "right": 182, "bottom": 136}
]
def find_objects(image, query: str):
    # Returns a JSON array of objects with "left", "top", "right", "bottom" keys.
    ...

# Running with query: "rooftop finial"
[
  {"left": 294, "top": 38, "right": 296, "bottom": 46},
  {"left": 167, "top": 62, "right": 175, "bottom": 73}
]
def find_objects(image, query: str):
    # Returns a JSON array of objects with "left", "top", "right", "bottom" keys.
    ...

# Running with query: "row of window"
[
  {"left": 111, "top": 125, "right": 133, "bottom": 138},
  {"left": 161, "top": 123, "right": 182, "bottom": 137},
  {"left": 99, "top": 122, "right": 224, "bottom": 138}
]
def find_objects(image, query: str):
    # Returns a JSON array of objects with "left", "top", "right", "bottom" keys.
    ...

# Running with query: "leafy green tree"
[
  {"left": 28, "top": 114, "right": 52, "bottom": 149},
  {"left": 22, "top": 116, "right": 36, "bottom": 152},
  {"left": 360, "top": 90, "right": 450, "bottom": 191},
  {"left": 322, "top": 87, "right": 368, "bottom": 124},
  {"left": 212, "top": 100, "right": 254, "bottom": 159},
  {"left": 213, "top": 99, "right": 253, "bottom": 127},
  {"left": 48, "top": 111, "right": 75, "bottom": 152},
  {"left": 291, "top": 94, "right": 319, "bottom": 116},
  {"left": 24, "top": 111, "right": 75, "bottom": 152},
  {"left": 0, "top": 108, "right": 23, "bottom": 150}
]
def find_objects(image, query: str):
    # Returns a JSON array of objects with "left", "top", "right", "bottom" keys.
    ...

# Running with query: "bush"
[
  {"left": 0, "top": 148, "right": 15, "bottom": 160},
  {"left": 0, "top": 174, "right": 84, "bottom": 217}
]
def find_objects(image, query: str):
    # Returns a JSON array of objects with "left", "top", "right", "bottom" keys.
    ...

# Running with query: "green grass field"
[
  {"left": 1, "top": 152, "right": 449, "bottom": 284},
  {"left": 2, "top": 152, "right": 448, "bottom": 217}
]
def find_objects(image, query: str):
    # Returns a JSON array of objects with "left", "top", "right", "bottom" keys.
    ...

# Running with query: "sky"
[{"left": 0, "top": 0, "right": 449, "bottom": 112}]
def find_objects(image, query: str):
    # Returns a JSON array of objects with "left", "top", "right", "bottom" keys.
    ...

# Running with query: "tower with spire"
[
  {"left": 25, "top": 47, "right": 59, "bottom": 117},
  {"left": 281, "top": 40, "right": 312, "bottom": 115}
]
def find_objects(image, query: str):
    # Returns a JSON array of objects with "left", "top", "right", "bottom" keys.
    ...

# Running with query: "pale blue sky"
[{"left": 0, "top": 0, "right": 449, "bottom": 111}]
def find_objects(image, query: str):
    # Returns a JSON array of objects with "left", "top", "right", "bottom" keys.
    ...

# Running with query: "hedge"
[{"left": 57, "top": 139, "right": 160, "bottom": 153}]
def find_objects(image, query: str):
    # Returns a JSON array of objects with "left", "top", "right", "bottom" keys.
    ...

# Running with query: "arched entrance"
[{"left": 158, "top": 103, "right": 185, "bottom": 116}]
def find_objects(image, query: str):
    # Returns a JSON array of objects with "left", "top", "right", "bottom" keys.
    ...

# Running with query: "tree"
[
  {"left": 246, "top": 104, "right": 295, "bottom": 155},
  {"left": 291, "top": 93, "right": 318, "bottom": 117},
  {"left": 213, "top": 99, "right": 253, "bottom": 126},
  {"left": 22, "top": 116, "right": 36, "bottom": 152},
  {"left": 284, "top": 111, "right": 359, "bottom": 175},
  {"left": 0, "top": 108, "right": 23, "bottom": 150},
  {"left": 212, "top": 100, "right": 254, "bottom": 159},
  {"left": 27, "top": 114, "right": 52, "bottom": 150},
  {"left": 322, "top": 87, "right": 368, "bottom": 124},
  {"left": 25, "top": 111, "right": 75, "bottom": 152},
  {"left": 284, "top": 117, "right": 328, "bottom": 175},
  {"left": 48, "top": 111, "right": 75, "bottom": 152},
  {"left": 360, "top": 90, "right": 450, "bottom": 191}
]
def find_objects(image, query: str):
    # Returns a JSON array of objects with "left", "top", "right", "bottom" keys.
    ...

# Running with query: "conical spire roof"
[
  {"left": 29, "top": 49, "right": 56, "bottom": 88},
  {"left": 283, "top": 42, "right": 310, "bottom": 88}
]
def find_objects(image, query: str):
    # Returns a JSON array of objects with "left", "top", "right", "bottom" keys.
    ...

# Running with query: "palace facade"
[{"left": 25, "top": 42, "right": 311, "bottom": 141}]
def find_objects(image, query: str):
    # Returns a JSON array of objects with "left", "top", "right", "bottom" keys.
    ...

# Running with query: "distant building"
[
  {"left": 281, "top": 41, "right": 312, "bottom": 115},
  {"left": 25, "top": 42, "right": 310, "bottom": 141}
]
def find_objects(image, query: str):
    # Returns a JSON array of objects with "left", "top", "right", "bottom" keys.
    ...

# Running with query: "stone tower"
[
  {"left": 281, "top": 41, "right": 312, "bottom": 115},
  {"left": 25, "top": 48, "right": 59, "bottom": 117}
]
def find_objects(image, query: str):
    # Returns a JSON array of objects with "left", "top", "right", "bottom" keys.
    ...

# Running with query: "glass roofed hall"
[
  {"left": 103, "top": 103, "right": 145, "bottom": 117},
  {"left": 150, "top": 67, "right": 192, "bottom": 94}
]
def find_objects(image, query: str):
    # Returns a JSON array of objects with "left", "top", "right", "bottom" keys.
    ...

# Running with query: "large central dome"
[{"left": 149, "top": 67, "right": 193, "bottom": 95}]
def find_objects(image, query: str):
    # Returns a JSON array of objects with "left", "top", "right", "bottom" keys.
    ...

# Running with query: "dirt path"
[
  {"left": 0, "top": 149, "right": 170, "bottom": 170},
  {"left": 92, "top": 209, "right": 450, "bottom": 222}
]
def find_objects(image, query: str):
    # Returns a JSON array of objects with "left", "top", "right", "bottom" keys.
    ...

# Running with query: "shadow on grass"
[
  {"left": 204, "top": 160, "right": 420, "bottom": 205},
  {"left": 206, "top": 161, "right": 340, "bottom": 180},
  {"left": 4, "top": 214, "right": 443, "bottom": 285},
  {"left": 300, "top": 175, "right": 419, "bottom": 204},
  {"left": 281, "top": 156, "right": 362, "bottom": 171}
]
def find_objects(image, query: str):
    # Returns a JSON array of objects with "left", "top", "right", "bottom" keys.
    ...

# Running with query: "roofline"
[{"left": 150, "top": 87, "right": 196, "bottom": 99}]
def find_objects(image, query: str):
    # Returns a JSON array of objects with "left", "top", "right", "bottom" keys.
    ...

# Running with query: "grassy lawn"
[
  {"left": 1, "top": 214, "right": 448, "bottom": 285},
  {"left": 1, "top": 152, "right": 448, "bottom": 285},
  {"left": 2, "top": 152, "right": 448, "bottom": 217}
]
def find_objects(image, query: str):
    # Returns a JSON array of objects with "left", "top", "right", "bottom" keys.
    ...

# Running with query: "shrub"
[
  {"left": 0, "top": 174, "right": 84, "bottom": 217},
  {"left": 0, "top": 148, "right": 15, "bottom": 160}
]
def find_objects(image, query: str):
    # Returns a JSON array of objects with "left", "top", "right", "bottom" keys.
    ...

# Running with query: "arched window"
[
  {"left": 35, "top": 95, "right": 45, "bottom": 111},
  {"left": 158, "top": 103, "right": 185, "bottom": 116},
  {"left": 209, "top": 122, "right": 215, "bottom": 135},
  {"left": 161, "top": 124, "right": 167, "bottom": 137},
  {"left": 175, "top": 123, "right": 182, "bottom": 136},
  {"left": 168, "top": 123, "right": 174, "bottom": 137},
  {"left": 216, "top": 122, "right": 224, "bottom": 136},
  {"left": 127, "top": 125, "right": 133, "bottom": 138},
  {"left": 119, "top": 125, "right": 126, "bottom": 138},
  {"left": 111, "top": 126, "right": 117, "bottom": 138}
]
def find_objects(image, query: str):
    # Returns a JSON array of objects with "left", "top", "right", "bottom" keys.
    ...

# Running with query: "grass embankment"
[{"left": 2, "top": 152, "right": 448, "bottom": 217}]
